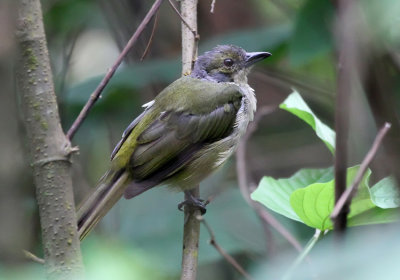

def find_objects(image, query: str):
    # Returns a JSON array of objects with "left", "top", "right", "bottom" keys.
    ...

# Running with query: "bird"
[{"left": 77, "top": 45, "right": 271, "bottom": 240}]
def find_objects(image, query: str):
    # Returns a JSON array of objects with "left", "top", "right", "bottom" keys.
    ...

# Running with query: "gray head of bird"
[{"left": 191, "top": 45, "right": 271, "bottom": 84}]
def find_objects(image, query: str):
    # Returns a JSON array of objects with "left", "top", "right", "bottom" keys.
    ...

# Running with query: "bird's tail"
[{"left": 77, "top": 169, "right": 129, "bottom": 240}]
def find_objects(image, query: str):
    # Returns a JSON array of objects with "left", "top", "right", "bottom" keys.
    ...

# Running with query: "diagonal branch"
[
  {"left": 236, "top": 106, "right": 303, "bottom": 253},
  {"left": 140, "top": 11, "right": 160, "bottom": 61},
  {"left": 66, "top": 0, "right": 165, "bottom": 140},
  {"left": 167, "top": 0, "right": 199, "bottom": 39},
  {"left": 331, "top": 122, "right": 391, "bottom": 220},
  {"left": 197, "top": 216, "right": 254, "bottom": 280}
]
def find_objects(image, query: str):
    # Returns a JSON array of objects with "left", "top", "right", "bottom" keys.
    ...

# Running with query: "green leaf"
[
  {"left": 290, "top": 166, "right": 374, "bottom": 230},
  {"left": 251, "top": 168, "right": 334, "bottom": 222},
  {"left": 370, "top": 176, "right": 400, "bottom": 208},
  {"left": 289, "top": 182, "right": 334, "bottom": 230},
  {"left": 288, "top": 166, "right": 400, "bottom": 230},
  {"left": 280, "top": 90, "right": 336, "bottom": 153},
  {"left": 348, "top": 207, "right": 400, "bottom": 227}
]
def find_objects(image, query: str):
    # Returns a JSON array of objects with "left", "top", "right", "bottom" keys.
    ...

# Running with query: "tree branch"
[
  {"left": 181, "top": 189, "right": 201, "bottom": 280},
  {"left": 167, "top": 0, "right": 198, "bottom": 39},
  {"left": 180, "top": 1, "right": 199, "bottom": 280},
  {"left": 331, "top": 122, "right": 391, "bottom": 220},
  {"left": 236, "top": 106, "right": 303, "bottom": 253},
  {"left": 197, "top": 216, "right": 254, "bottom": 280},
  {"left": 333, "top": 0, "right": 355, "bottom": 233},
  {"left": 23, "top": 250, "right": 45, "bottom": 265},
  {"left": 140, "top": 11, "right": 159, "bottom": 61},
  {"left": 15, "top": 0, "right": 84, "bottom": 278},
  {"left": 66, "top": 0, "right": 164, "bottom": 140}
]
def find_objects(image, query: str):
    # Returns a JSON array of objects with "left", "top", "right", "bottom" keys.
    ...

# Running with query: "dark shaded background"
[{"left": 1, "top": 0, "right": 400, "bottom": 279}]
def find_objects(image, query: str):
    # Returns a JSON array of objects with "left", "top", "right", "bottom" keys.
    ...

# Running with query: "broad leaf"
[
  {"left": 370, "top": 177, "right": 400, "bottom": 208},
  {"left": 251, "top": 168, "right": 334, "bottom": 222},
  {"left": 280, "top": 91, "right": 335, "bottom": 153},
  {"left": 290, "top": 166, "right": 373, "bottom": 230},
  {"left": 348, "top": 207, "right": 400, "bottom": 227}
]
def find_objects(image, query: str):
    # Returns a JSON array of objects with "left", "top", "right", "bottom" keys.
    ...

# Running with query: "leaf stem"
[{"left": 282, "top": 229, "right": 323, "bottom": 280}]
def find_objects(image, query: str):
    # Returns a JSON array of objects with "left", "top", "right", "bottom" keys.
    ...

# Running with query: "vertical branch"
[
  {"left": 333, "top": 0, "right": 354, "bottom": 233},
  {"left": 15, "top": 0, "right": 84, "bottom": 279},
  {"left": 180, "top": 1, "right": 199, "bottom": 280},
  {"left": 236, "top": 107, "right": 303, "bottom": 253},
  {"left": 181, "top": 189, "right": 201, "bottom": 280},
  {"left": 180, "top": 0, "right": 198, "bottom": 75}
]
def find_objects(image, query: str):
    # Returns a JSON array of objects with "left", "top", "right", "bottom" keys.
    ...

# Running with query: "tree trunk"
[{"left": 15, "top": 0, "right": 84, "bottom": 279}]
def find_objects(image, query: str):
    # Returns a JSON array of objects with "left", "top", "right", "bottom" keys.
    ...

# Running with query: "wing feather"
[
  {"left": 108, "top": 77, "right": 244, "bottom": 198},
  {"left": 127, "top": 100, "right": 240, "bottom": 191}
]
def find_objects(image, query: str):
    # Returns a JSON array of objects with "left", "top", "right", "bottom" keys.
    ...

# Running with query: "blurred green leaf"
[
  {"left": 64, "top": 58, "right": 181, "bottom": 106},
  {"left": 44, "top": 0, "right": 101, "bottom": 37},
  {"left": 65, "top": 24, "right": 292, "bottom": 106},
  {"left": 348, "top": 207, "right": 400, "bottom": 227},
  {"left": 251, "top": 167, "right": 334, "bottom": 222},
  {"left": 280, "top": 90, "right": 336, "bottom": 153},
  {"left": 289, "top": 0, "right": 334, "bottom": 66},
  {"left": 362, "top": 0, "right": 400, "bottom": 46},
  {"left": 82, "top": 237, "right": 168, "bottom": 280},
  {"left": 254, "top": 223, "right": 400, "bottom": 280},
  {"left": 0, "top": 264, "right": 44, "bottom": 280},
  {"left": 200, "top": 24, "right": 292, "bottom": 54},
  {"left": 370, "top": 176, "right": 400, "bottom": 208}
]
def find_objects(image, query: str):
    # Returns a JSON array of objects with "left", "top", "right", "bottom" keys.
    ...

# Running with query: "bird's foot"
[{"left": 178, "top": 191, "right": 207, "bottom": 215}]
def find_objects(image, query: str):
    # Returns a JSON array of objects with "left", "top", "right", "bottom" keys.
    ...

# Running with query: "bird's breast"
[{"left": 212, "top": 84, "right": 256, "bottom": 167}]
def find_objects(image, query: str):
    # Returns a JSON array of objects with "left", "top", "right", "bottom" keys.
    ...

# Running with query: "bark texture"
[
  {"left": 15, "top": 0, "right": 84, "bottom": 278},
  {"left": 180, "top": 0, "right": 200, "bottom": 280}
]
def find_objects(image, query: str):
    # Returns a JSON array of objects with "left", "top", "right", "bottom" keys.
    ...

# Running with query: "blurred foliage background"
[{"left": 1, "top": 0, "right": 400, "bottom": 279}]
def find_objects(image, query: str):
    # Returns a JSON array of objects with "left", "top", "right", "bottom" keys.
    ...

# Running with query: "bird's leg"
[{"left": 178, "top": 190, "right": 207, "bottom": 214}]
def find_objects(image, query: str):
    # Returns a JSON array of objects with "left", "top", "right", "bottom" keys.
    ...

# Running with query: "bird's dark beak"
[{"left": 245, "top": 52, "right": 271, "bottom": 67}]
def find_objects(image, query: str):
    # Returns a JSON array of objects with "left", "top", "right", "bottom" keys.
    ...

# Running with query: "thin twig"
[
  {"left": 167, "top": 0, "right": 198, "bottom": 38},
  {"left": 23, "top": 250, "right": 45, "bottom": 264},
  {"left": 210, "top": 0, "right": 216, "bottom": 13},
  {"left": 140, "top": 11, "right": 159, "bottom": 61},
  {"left": 66, "top": 0, "right": 164, "bottom": 140},
  {"left": 58, "top": 28, "right": 82, "bottom": 97},
  {"left": 282, "top": 230, "right": 323, "bottom": 280},
  {"left": 197, "top": 216, "right": 254, "bottom": 280},
  {"left": 236, "top": 106, "right": 303, "bottom": 253},
  {"left": 331, "top": 122, "right": 392, "bottom": 220}
]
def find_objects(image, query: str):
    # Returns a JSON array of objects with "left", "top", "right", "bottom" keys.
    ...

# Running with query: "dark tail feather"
[
  {"left": 77, "top": 169, "right": 129, "bottom": 240},
  {"left": 123, "top": 181, "right": 156, "bottom": 199}
]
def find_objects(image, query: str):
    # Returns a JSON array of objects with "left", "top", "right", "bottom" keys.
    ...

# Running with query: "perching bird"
[{"left": 77, "top": 45, "right": 271, "bottom": 240}]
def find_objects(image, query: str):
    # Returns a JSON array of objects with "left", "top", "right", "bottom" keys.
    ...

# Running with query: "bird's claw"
[{"left": 178, "top": 197, "right": 207, "bottom": 215}]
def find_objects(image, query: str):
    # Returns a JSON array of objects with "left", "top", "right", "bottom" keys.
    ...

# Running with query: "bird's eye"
[{"left": 223, "top": 58, "right": 234, "bottom": 67}]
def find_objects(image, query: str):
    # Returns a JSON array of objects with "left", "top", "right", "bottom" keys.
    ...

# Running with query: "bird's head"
[{"left": 191, "top": 45, "right": 271, "bottom": 84}]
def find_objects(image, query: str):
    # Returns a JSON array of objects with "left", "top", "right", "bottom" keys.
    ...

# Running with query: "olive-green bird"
[{"left": 77, "top": 45, "right": 271, "bottom": 240}]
